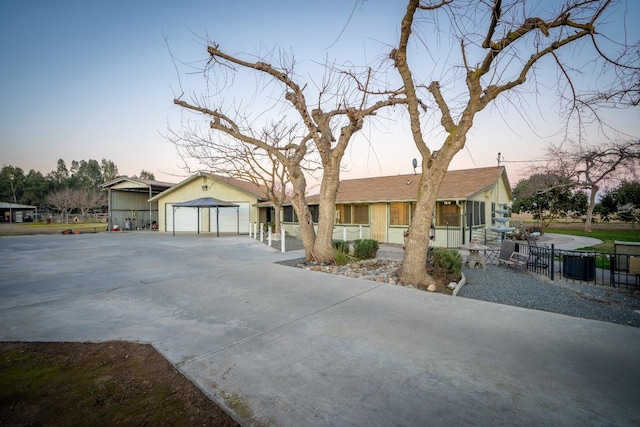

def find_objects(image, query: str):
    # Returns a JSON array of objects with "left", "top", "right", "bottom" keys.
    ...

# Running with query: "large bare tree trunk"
[
  {"left": 584, "top": 184, "right": 599, "bottom": 232},
  {"left": 288, "top": 167, "right": 317, "bottom": 261},
  {"left": 272, "top": 203, "right": 282, "bottom": 234},
  {"left": 401, "top": 166, "right": 446, "bottom": 288},
  {"left": 400, "top": 135, "right": 469, "bottom": 288},
  {"left": 312, "top": 161, "right": 341, "bottom": 262}
]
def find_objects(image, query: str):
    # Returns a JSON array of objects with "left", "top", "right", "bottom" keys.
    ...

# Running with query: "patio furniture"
[
  {"left": 483, "top": 248, "right": 501, "bottom": 265},
  {"left": 498, "top": 240, "right": 519, "bottom": 264},
  {"left": 525, "top": 235, "right": 548, "bottom": 269},
  {"left": 500, "top": 252, "right": 529, "bottom": 270},
  {"left": 498, "top": 240, "right": 528, "bottom": 270}
]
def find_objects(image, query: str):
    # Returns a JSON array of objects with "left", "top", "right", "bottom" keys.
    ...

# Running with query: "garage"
[
  {"left": 150, "top": 172, "right": 269, "bottom": 234},
  {"left": 167, "top": 197, "right": 240, "bottom": 236},
  {"left": 211, "top": 201, "right": 249, "bottom": 233},
  {"left": 166, "top": 204, "right": 200, "bottom": 232}
]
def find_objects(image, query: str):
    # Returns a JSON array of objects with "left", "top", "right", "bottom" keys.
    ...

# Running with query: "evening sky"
[{"left": 1, "top": 0, "right": 637, "bottom": 185}]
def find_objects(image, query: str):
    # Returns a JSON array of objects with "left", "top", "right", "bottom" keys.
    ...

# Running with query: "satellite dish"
[{"left": 412, "top": 158, "right": 418, "bottom": 174}]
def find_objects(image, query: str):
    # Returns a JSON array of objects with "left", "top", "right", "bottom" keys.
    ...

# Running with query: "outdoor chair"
[
  {"left": 525, "top": 235, "right": 549, "bottom": 269},
  {"left": 498, "top": 240, "right": 518, "bottom": 264},
  {"left": 499, "top": 240, "right": 528, "bottom": 270},
  {"left": 499, "top": 251, "right": 529, "bottom": 270}
]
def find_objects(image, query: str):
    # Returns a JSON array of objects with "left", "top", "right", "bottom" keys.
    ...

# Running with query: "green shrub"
[
  {"left": 333, "top": 240, "right": 350, "bottom": 254},
  {"left": 335, "top": 250, "right": 351, "bottom": 266},
  {"left": 263, "top": 221, "right": 275, "bottom": 232},
  {"left": 431, "top": 248, "right": 462, "bottom": 283},
  {"left": 353, "top": 239, "right": 379, "bottom": 260}
]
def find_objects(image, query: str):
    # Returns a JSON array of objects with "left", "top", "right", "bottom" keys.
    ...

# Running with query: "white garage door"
[
  {"left": 166, "top": 205, "right": 199, "bottom": 232},
  {"left": 210, "top": 202, "right": 249, "bottom": 233}
]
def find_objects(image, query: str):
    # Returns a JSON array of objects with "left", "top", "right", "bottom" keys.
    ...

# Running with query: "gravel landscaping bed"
[{"left": 459, "top": 265, "right": 640, "bottom": 328}]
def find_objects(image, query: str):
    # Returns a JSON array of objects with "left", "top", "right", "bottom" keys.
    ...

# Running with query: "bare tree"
[
  {"left": 173, "top": 47, "right": 406, "bottom": 262},
  {"left": 46, "top": 188, "right": 106, "bottom": 222},
  {"left": 46, "top": 188, "right": 75, "bottom": 223},
  {"left": 543, "top": 138, "right": 640, "bottom": 231},
  {"left": 394, "top": 0, "right": 639, "bottom": 288},
  {"left": 227, "top": 136, "right": 291, "bottom": 236},
  {"left": 75, "top": 189, "right": 107, "bottom": 217},
  {"left": 170, "top": 119, "right": 315, "bottom": 235}
]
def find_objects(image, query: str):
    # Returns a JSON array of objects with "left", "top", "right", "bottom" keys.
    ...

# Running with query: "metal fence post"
[
  {"left": 610, "top": 254, "right": 616, "bottom": 288},
  {"left": 550, "top": 244, "right": 555, "bottom": 281}
]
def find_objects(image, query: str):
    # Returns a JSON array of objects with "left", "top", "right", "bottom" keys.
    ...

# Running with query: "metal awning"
[
  {"left": 172, "top": 197, "right": 240, "bottom": 237},
  {"left": 0, "top": 202, "right": 37, "bottom": 223}
]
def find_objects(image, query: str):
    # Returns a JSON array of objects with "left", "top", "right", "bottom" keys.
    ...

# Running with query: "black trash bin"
[{"left": 563, "top": 254, "right": 596, "bottom": 281}]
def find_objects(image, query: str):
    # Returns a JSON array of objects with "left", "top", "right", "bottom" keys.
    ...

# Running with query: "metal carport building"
[{"left": 101, "top": 177, "right": 175, "bottom": 231}]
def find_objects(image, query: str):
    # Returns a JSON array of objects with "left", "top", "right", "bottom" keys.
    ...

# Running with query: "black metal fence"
[{"left": 509, "top": 243, "right": 639, "bottom": 290}]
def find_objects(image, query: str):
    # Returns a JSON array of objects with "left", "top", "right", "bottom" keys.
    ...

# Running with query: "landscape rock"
[{"left": 296, "top": 258, "right": 403, "bottom": 285}]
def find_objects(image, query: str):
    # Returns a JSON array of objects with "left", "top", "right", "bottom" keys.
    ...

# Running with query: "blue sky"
[{"left": 1, "top": 1, "right": 638, "bottom": 185}]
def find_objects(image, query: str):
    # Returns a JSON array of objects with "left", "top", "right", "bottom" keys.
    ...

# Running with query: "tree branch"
[
  {"left": 482, "top": 0, "right": 502, "bottom": 49},
  {"left": 477, "top": 28, "right": 593, "bottom": 109},
  {"left": 207, "top": 45, "right": 321, "bottom": 142},
  {"left": 417, "top": 0, "right": 452, "bottom": 11}
]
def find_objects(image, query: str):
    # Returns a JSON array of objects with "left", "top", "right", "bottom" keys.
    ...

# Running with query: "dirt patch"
[{"left": 0, "top": 341, "right": 239, "bottom": 427}]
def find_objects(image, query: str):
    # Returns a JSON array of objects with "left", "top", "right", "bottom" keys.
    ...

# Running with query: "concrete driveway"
[{"left": 1, "top": 232, "right": 639, "bottom": 426}]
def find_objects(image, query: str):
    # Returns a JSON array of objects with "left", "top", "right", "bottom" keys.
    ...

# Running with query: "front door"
[{"left": 371, "top": 203, "right": 387, "bottom": 243}]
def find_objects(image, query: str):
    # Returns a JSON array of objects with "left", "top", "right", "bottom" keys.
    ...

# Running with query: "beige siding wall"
[
  {"left": 279, "top": 173, "right": 513, "bottom": 247},
  {"left": 332, "top": 224, "right": 371, "bottom": 241},
  {"left": 387, "top": 227, "right": 406, "bottom": 245},
  {"left": 156, "top": 178, "right": 259, "bottom": 232},
  {"left": 281, "top": 223, "right": 299, "bottom": 238},
  {"left": 484, "top": 175, "right": 514, "bottom": 243},
  {"left": 483, "top": 177, "right": 512, "bottom": 222}
]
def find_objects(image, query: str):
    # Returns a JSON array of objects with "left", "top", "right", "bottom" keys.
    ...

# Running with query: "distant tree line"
[
  {"left": 597, "top": 181, "right": 640, "bottom": 225},
  {"left": 0, "top": 159, "right": 155, "bottom": 221},
  {"left": 512, "top": 175, "right": 640, "bottom": 228}
]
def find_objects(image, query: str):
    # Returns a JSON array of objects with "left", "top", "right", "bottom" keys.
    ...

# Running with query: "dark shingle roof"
[
  {"left": 207, "top": 174, "right": 270, "bottom": 200},
  {"left": 305, "top": 166, "right": 508, "bottom": 204}
]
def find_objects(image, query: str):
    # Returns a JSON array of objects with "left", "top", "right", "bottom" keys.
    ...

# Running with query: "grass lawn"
[{"left": 546, "top": 227, "right": 640, "bottom": 252}]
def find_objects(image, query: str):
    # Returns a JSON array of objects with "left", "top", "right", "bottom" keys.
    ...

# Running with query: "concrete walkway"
[
  {"left": 539, "top": 232, "right": 602, "bottom": 251},
  {"left": 1, "top": 232, "right": 639, "bottom": 426}
]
